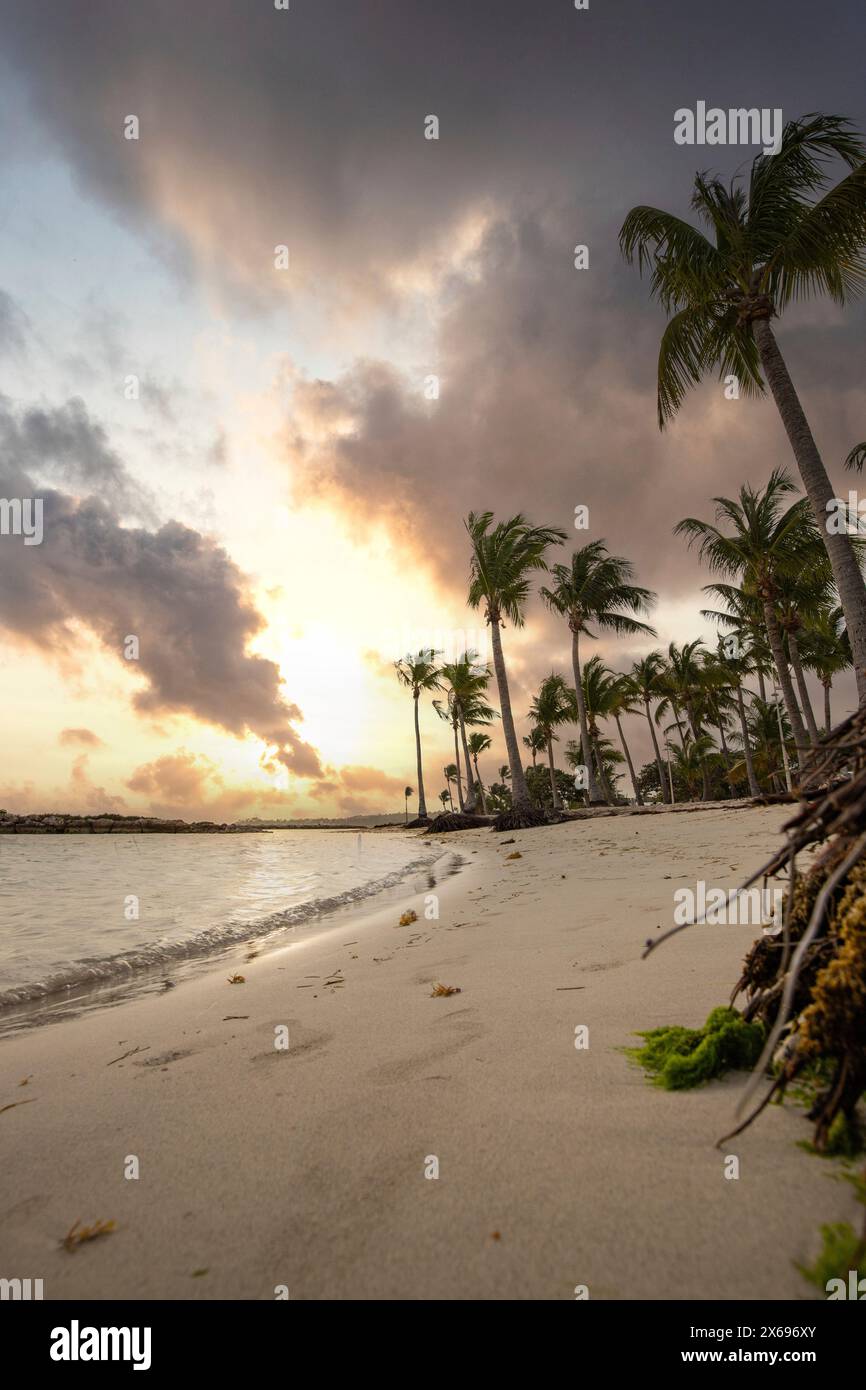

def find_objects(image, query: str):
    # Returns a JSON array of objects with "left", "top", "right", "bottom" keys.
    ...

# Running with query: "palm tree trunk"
[
  {"left": 457, "top": 709, "right": 476, "bottom": 812},
  {"left": 672, "top": 706, "right": 688, "bottom": 749},
  {"left": 472, "top": 755, "right": 487, "bottom": 814},
  {"left": 757, "top": 668, "right": 767, "bottom": 703},
  {"left": 762, "top": 598, "right": 808, "bottom": 757},
  {"left": 754, "top": 317, "right": 866, "bottom": 705},
  {"left": 489, "top": 617, "right": 531, "bottom": 809},
  {"left": 614, "top": 714, "right": 642, "bottom": 805},
  {"left": 735, "top": 683, "right": 761, "bottom": 798},
  {"left": 546, "top": 735, "right": 561, "bottom": 810},
  {"left": 452, "top": 722, "right": 465, "bottom": 812},
  {"left": 644, "top": 700, "right": 669, "bottom": 802},
  {"left": 787, "top": 630, "right": 820, "bottom": 747},
  {"left": 413, "top": 693, "right": 428, "bottom": 819},
  {"left": 592, "top": 732, "right": 614, "bottom": 803},
  {"left": 823, "top": 679, "right": 832, "bottom": 736},
  {"left": 570, "top": 630, "right": 605, "bottom": 803}
]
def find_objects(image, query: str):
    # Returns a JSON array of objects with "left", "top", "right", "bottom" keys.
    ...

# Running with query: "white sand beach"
[{"left": 0, "top": 807, "right": 858, "bottom": 1301}]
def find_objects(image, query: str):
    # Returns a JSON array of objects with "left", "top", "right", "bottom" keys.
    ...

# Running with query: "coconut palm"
[
  {"left": 670, "top": 733, "right": 717, "bottom": 802},
  {"left": 436, "top": 651, "right": 497, "bottom": 814},
  {"left": 465, "top": 511, "right": 567, "bottom": 825},
  {"left": 527, "top": 673, "right": 576, "bottom": 811},
  {"left": 443, "top": 764, "right": 458, "bottom": 812},
  {"left": 799, "top": 606, "right": 852, "bottom": 733},
  {"left": 403, "top": 786, "right": 413, "bottom": 823},
  {"left": 394, "top": 648, "right": 442, "bottom": 821},
  {"left": 702, "top": 583, "right": 775, "bottom": 702},
  {"left": 438, "top": 789, "right": 451, "bottom": 810},
  {"left": 539, "top": 541, "right": 655, "bottom": 804},
  {"left": 580, "top": 655, "right": 617, "bottom": 803},
  {"left": 630, "top": 652, "right": 671, "bottom": 802},
  {"left": 706, "top": 638, "right": 762, "bottom": 798},
  {"left": 607, "top": 675, "right": 645, "bottom": 804},
  {"left": 621, "top": 113, "right": 866, "bottom": 699},
  {"left": 467, "top": 731, "right": 493, "bottom": 813},
  {"left": 657, "top": 640, "right": 714, "bottom": 799},
  {"left": 675, "top": 470, "right": 826, "bottom": 757},
  {"left": 522, "top": 726, "right": 546, "bottom": 768}
]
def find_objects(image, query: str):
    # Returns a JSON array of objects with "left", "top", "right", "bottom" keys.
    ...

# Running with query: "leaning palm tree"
[
  {"left": 527, "top": 673, "right": 576, "bottom": 811},
  {"left": 394, "top": 648, "right": 442, "bottom": 822},
  {"left": 466, "top": 511, "right": 567, "bottom": 827},
  {"left": 540, "top": 541, "right": 655, "bottom": 804},
  {"left": 630, "top": 652, "right": 670, "bottom": 802},
  {"left": 799, "top": 606, "right": 852, "bottom": 733},
  {"left": 675, "top": 470, "right": 827, "bottom": 758},
  {"left": 621, "top": 113, "right": 866, "bottom": 700},
  {"left": 466, "top": 731, "right": 493, "bottom": 813}
]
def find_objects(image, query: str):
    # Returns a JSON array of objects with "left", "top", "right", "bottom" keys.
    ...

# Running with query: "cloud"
[
  {"left": 0, "top": 289, "right": 29, "bottom": 357},
  {"left": 59, "top": 727, "right": 106, "bottom": 748},
  {"left": 125, "top": 749, "right": 293, "bottom": 821},
  {"left": 0, "top": 417, "right": 323, "bottom": 780}
]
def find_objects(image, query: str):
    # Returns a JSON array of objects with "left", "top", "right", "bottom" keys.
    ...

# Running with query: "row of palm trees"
[{"left": 396, "top": 471, "right": 853, "bottom": 824}]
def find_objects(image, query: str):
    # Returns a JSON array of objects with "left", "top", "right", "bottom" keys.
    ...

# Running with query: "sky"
[{"left": 0, "top": 0, "right": 865, "bottom": 820}]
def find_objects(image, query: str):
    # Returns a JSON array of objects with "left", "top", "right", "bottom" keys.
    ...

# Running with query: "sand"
[{"left": 0, "top": 806, "right": 858, "bottom": 1301}]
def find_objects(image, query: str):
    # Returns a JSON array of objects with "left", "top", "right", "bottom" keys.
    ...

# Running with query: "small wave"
[{"left": 0, "top": 850, "right": 460, "bottom": 1011}]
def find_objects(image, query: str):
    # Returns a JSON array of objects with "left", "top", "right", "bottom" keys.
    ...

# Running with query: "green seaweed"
[
  {"left": 798, "top": 1222, "right": 866, "bottom": 1291},
  {"left": 627, "top": 1006, "right": 766, "bottom": 1090}
]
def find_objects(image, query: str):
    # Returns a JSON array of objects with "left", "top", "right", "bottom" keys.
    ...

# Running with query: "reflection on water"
[{"left": 0, "top": 830, "right": 461, "bottom": 1027}]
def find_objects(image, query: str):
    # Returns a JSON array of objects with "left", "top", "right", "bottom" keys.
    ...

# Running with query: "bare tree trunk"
[
  {"left": 644, "top": 700, "right": 669, "bottom": 802},
  {"left": 757, "top": 668, "right": 767, "bottom": 703},
  {"left": 451, "top": 722, "right": 465, "bottom": 812},
  {"left": 413, "top": 693, "right": 428, "bottom": 819},
  {"left": 489, "top": 617, "right": 531, "bottom": 809},
  {"left": 458, "top": 708, "right": 476, "bottom": 812},
  {"left": 570, "top": 629, "right": 605, "bottom": 803},
  {"left": 823, "top": 679, "right": 832, "bottom": 736},
  {"left": 546, "top": 735, "right": 561, "bottom": 810},
  {"left": 614, "top": 714, "right": 643, "bottom": 804},
  {"left": 754, "top": 317, "right": 866, "bottom": 704},
  {"left": 762, "top": 598, "right": 808, "bottom": 757},
  {"left": 787, "top": 630, "right": 821, "bottom": 747},
  {"left": 735, "top": 682, "right": 761, "bottom": 798}
]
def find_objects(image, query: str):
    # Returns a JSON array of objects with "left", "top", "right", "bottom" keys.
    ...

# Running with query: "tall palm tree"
[
  {"left": 799, "top": 606, "right": 852, "bottom": 733},
  {"left": 522, "top": 726, "right": 546, "bottom": 768},
  {"left": 621, "top": 113, "right": 866, "bottom": 700},
  {"left": 527, "top": 673, "right": 576, "bottom": 811},
  {"left": 443, "top": 764, "right": 458, "bottom": 812},
  {"left": 438, "top": 789, "right": 451, "bottom": 811},
  {"left": 466, "top": 511, "right": 566, "bottom": 825},
  {"left": 702, "top": 583, "right": 774, "bottom": 702},
  {"left": 675, "top": 470, "right": 825, "bottom": 757},
  {"left": 630, "top": 652, "right": 670, "bottom": 802},
  {"left": 403, "top": 786, "right": 413, "bottom": 824},
  {"left": 607, "top": 675, "right": 646, "bottom": 804},
  {"left": 394, "top": 648, "right": 442, "bottom": 821},
  {"left": 540, "top": 541, "right": 655, "bottom": 804},
  {"left": 467, "top": 731, "right": 493, "bottom": 813}
]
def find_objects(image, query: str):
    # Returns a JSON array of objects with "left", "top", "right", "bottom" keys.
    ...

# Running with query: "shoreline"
[{"left": 0, "top": 807, "right": 858, "bottom": 1300}]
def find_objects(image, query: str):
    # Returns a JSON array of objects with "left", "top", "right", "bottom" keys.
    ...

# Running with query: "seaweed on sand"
[{"left": 628, "top": 1007, "right": 765, "bottom": 1090}]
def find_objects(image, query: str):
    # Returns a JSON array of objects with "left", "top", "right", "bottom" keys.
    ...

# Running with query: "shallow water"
[{"left": 0, "top": 830, "right": 449, "bottom": 1020}]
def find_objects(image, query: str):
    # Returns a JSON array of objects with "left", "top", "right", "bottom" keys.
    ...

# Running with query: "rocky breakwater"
[{"left": 0, "top": 810, "right": 264, "bottom": 834}]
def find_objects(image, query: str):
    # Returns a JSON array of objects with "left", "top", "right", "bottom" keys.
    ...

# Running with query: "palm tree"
[
  {"left": 742, "top": 696, "right": 793, "bottom": 793},
  {"left": 630, "top": 652, "right": 670, "bottom": 802},
  {"left": 466, "top": 511, "right": 566, "bottom": 825},
  {"left": 706, "top": 639, "right": 762, "bottom": 798},
  {"left": 657, "top": 640, "right": 714, "bottom": 799},
  {"left": 436, "top": 651, "right": 497, "bottom": 814},
  {"left": 581, "top": 655, "right": 617, "bottom": 803},
  {"left": 675, "top": 470, "right": 825, "bottom": 757},
  {"left": 403, "top": 786, "right": 413, "bottom": 824},
  {"left": 438, "top": 789, "right": 451, "bottom": 811},
  {"left": 522, "top": 726, "right": 546, "bottom": 768},
  {"left": 443, "top": 764, "right": 458, "bottom": 812},
  {"left": 394, "top": 649, "right": 442, "bottom": 821},
  {"left": 621, "top": 113, "right": 866, "bottom": 700},
  {"left": 799, "top": 606, "right": 852, "bottom": 733},
  {"left": 540, "top": 541, "right": 655, "bottom": 804},
  {"left": 467, "top": 731, "right": 493, "bottom": 813},
  {"left": 608, "top": 675, "right": 645, "bottom": 804},
  {"left": 527, "top": 673, "right": 576, "bottom": 811},
  {"left": 671, "top": 733, "right": 718, "bottom": 801},
  {"left": 498, "top": 764, "right": 511, "bottom": 785},
  {"left": 702, "top": 583, "right": 775, "bottom": 702}
]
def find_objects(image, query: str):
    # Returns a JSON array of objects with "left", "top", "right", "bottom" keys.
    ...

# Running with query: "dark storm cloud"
[{"left": 0, "top": 451, "right": 323, "bottom": 780}]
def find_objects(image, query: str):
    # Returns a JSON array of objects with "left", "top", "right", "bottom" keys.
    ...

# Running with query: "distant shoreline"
[{"left": 0, "top": 811, "right": 410, "bottom": 835}]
